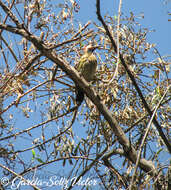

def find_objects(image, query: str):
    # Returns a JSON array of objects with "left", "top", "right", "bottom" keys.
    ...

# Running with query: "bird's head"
[{"left": 83, "top": 44, "right": 99, "bottom": 53}]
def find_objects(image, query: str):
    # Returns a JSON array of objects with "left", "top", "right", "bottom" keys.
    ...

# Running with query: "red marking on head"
[{"left": 83, "top": 44, "right": 94, "bottom": 53}]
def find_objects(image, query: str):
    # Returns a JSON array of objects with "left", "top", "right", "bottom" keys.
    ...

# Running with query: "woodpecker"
[{"left": 75, "top": 44, "right": 98, "bottom": 105}]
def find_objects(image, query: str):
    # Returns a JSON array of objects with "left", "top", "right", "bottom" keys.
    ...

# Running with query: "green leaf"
[
  {"left": 31, "top": 149, "right": 36, "bottom": 159},
  {"left": 156, "top": 148, "right": 163, "bottom": 156},
  {"left": 114, "top": 15, "right": 118, "bottom": 20}
]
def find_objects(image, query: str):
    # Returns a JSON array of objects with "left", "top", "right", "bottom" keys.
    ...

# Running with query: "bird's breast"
[{"left": 82, "top": 56, "right": 97, "bottom": 81}]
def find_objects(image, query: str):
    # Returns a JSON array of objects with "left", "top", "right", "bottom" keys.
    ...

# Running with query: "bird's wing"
[{"left": 76, "top": 54, "right": 88, "bottom": 72}]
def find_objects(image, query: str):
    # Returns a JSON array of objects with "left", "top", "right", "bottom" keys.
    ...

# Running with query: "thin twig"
[
  {"left": 0, "top": 35, "right": 19, "bottom": 62},
  {"left": 72, "top": 21, "right": 91, "bottom": 38},
  {"left": 103, "top": 156, "right": 127, "bottom": 188},
  {"left": 109, "top": 0, "right": 123, "bottom": 84},
  {"left": 49, "top": 30, "right": 93, "bottom": 50},
  {"left": 153, "top": 47, "right": 169, "bottom": 82}
]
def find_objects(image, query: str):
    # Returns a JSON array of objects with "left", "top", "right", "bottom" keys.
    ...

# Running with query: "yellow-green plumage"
[
  {"left": 76, "top": 45, "right": 97, "bottom": 104},
  {"left": 77, "top": 52, "right": 97, "bottom": 81}
]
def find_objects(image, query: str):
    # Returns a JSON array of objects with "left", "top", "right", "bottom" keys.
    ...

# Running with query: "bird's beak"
[{"left": 91, "top": 45, "right": 100, "bottom": 51}]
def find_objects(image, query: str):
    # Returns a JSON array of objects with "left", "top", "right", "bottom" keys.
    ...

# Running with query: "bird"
[{"left": 75, "top": 44, "right": 98, "bottom": 105}]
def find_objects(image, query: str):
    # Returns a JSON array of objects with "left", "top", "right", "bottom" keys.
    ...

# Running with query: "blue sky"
[
  {"left": 78, "top": 0, "right": 171, "bottom": 55},
  {"left": 0, "top": 0, "right": 170, "bottom": 189}
]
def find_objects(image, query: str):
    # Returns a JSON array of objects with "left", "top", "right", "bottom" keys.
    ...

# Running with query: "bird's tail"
[{"left": 75, "top": 85, "right": 84, "bottom": 105}]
